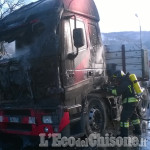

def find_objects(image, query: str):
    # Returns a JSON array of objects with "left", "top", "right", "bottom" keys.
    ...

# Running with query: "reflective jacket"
[{"left": 111, "top": 76, "right": 137, "bottom": 103}]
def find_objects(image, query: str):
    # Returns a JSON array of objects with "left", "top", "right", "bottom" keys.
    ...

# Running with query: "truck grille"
[
  {"left": 7, "top": 123, "right": 32, "bottom": 131},
  {"left": 2, "top": 109, "right": 32, "bottom": 132},
  {"left": 3, "top": 109, "right": 31, "bottom": 116}
]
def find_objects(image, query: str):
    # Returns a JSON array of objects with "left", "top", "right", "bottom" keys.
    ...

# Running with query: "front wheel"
[{"left": 85, "top": 96, "right": 107, "bottom": 136}]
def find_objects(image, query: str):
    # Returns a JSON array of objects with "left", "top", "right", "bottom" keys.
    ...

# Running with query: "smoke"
[
  {"left": 2, "top": 41, "right": 30, "bottom": 60},
  {"left": 13, "top": 46, "right": 30, "bottom": 58}
]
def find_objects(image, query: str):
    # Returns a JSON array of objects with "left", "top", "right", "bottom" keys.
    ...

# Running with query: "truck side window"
[
  {"left": 88, "top": 24, "right": 100, "bottom": 49},
  {"left": 70, "top": 19, "right": 87, "bottom": 51}
]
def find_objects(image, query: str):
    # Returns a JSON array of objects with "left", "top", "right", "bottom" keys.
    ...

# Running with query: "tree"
[
  {"left": 0, "top": 0, "right": 25, "bottom": 57},
  {"left": 0, "top": 0, "right": 25, "bottom": 19}
]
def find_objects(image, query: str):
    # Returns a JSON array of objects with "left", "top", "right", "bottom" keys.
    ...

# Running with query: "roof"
[
  {"left": 0, "top": 0, "right": 63, "bottom": 26},
  {"left": 0, "top": 0, "right": 99, "bottom": 25},
  {"left": 63, "top": 0, "right": 100, "bottom": 21},
  {"left": 0, "top": 0, "right": 100, "bottom": 42}
]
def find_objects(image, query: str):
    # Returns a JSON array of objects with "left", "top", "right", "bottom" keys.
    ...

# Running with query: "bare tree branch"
[
  {"left": 0, "top": 0, "right": 25, "bottom": 57},
  {"left": 0, "top": 0, "right": 24, "bottom": 18}
]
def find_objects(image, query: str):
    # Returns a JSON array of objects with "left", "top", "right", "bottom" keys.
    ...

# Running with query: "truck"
[{"left": 0, "top": 0, "right": 149, "bottom": 148}]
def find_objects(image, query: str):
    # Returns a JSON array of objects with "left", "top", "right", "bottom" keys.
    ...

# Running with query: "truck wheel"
[{"left": 85, "top": 97, "right": 107, "bottom": 136}]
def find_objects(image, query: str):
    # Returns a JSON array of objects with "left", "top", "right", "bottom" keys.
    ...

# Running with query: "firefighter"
[{"left": 109, "top": 70, "right": 141, "bottom": 137}]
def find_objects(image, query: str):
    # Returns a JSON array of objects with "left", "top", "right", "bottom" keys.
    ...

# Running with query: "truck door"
[
  {"left": 62, "top": 17, "right": 89, "bottom": 87},
  {"left": 60, "top": 17, "right": 89, "bottom": 135},
  {"left": 88, "top": 23, "right": 106, "bottom": 87}
]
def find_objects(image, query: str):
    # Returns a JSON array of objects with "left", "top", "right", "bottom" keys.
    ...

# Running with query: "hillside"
[{"left": 102, "top": 31, "right": 150, "bottom": 51}]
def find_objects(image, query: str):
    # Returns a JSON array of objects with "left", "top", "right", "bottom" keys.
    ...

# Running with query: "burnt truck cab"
[{"left": 0, "top": 0, "right": 107, "bottom": 146}]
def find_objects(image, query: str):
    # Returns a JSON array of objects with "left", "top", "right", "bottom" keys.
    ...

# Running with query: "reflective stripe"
[
  {"left": 124, "top": 122, "right": 129, "bottom": 128},
  {"left": 132, "top": 119, "right": 140, "bottom": 125},
  {"left": 120, "top": 122, "right": 123, "bottom": 127},
  {"left": 120, "top": 122, "right": 129, "bottom": 128},
  {"left": 112, "top": 89, "right": 117, "bottom": 95},
  {"left": 128, "top": 85, "right": 132, "bottom": 93},
  {"left": 123, "top": 97, "right": 138, "bottom": 103}
]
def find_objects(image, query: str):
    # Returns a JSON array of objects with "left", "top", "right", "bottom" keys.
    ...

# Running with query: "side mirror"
[
  {"left": 73, "top": 28, "right": 85, "bottom": 48},
  {"left": 67, "top": 28, "right": 85, "bottom": 60}
]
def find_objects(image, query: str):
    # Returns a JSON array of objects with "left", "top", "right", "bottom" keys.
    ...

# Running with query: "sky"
[
  {"left": 26, "top": 0, "right": 150, "bottom": 33},
  {"left": 94, "top": 0, "right": 150, "bottom": 33}
]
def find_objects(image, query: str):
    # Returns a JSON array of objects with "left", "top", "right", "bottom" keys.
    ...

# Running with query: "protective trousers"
[{"left": 120, "top": 102, "right": 141, "bottom": 137}]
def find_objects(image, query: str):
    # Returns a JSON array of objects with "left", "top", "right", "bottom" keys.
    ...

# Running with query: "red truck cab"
[{"left": 0, "top": 0, "right": 107, "bottom": 148}]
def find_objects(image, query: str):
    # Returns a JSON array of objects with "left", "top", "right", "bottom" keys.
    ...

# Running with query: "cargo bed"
[{"left": 105, "top": 45, "right": 149, "bottom": 80}]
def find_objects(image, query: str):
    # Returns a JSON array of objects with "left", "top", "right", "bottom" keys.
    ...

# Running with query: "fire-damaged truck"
[{"left": 0, "top": 0, "right": 149, "bottom": 148}]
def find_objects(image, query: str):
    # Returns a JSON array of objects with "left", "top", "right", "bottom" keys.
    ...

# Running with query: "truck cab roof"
[
  {"left": 0, "top": 0, "right": 99, "bottom": 42},
  {"left": 63, "top": 0, "right": 100, "bottom": 21}
]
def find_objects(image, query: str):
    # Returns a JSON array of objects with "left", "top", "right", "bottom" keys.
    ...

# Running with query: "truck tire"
[{"left": 85, "top": 96, "right": 107, "bottom": 136}]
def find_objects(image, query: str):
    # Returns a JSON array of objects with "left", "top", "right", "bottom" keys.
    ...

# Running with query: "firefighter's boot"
[
  {"left": 133, "top": 124, "right": 141, "bottom": 136},
  {"left": 120, "top": 127, "right": 129, "bottom": 137}
]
